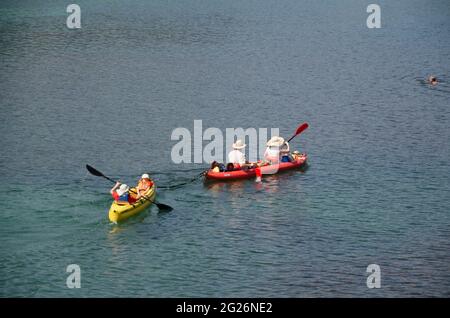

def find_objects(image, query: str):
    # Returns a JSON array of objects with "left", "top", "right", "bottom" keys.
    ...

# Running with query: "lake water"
[{"left": 1, "top": 0, "right": 449, "bottom": 297}]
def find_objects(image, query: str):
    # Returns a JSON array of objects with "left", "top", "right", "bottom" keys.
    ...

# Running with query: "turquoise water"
[{"left": 1, "top": 0, "right": 449, "bottom": 297}]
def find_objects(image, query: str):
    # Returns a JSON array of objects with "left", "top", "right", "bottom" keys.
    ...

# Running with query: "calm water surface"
[{"left": 1, "top": 0, "right": 449, "bottom": 297}]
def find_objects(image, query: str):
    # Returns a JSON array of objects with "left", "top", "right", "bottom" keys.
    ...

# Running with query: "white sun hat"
[
  {"left": 232, "top": 139, "right": 246, "bottom": 149},
  {"left": 267, "top": 136, "right": 285, "bottom": 147},
  {"left": 116, "top": 184, "right": 130, "bottom": 196},
  {"left": 141, "top": 173, "right": 150, "bottom": 179}
]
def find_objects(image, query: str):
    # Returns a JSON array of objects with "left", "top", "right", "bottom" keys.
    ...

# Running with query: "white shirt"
[
  {"left": 228, "top": 150, "right": 246, "bottom": 165},
  {"left": 264, "top": 146, "right": 280, "bottom": 163}
]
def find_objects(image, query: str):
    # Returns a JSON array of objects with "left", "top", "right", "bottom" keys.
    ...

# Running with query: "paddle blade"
[
  {"left": 287, "top": 122, "right": 309, "bottom": 143},
  {"left": 295, "top": 122, "right": 309, "bottom": 136},
  {"left": 86, "top": 164, "right": 104, "bottom": 177},
  {"left": 156, "top": 202, "right": 173, "bottom": 212}
]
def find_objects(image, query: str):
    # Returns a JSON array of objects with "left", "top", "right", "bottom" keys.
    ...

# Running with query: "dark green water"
[{"left": 1, "top": 0, "right": 449, "bottom": 297}]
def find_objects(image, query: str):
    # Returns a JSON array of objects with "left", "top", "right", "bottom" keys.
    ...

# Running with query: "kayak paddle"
[
  {"left": 86, "top": 164, "right": 173, "bottom": 212},
  {"left": 158, "top": 170, "right": 207, "bottom": 190},
  {"left": 287, "top": 122, "right": 309, "bottom": 143}
]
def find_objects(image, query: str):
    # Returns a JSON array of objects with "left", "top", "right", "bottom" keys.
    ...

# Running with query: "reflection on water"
[{"left": 203, "top": 168, "right": 309, "bottom": 212}]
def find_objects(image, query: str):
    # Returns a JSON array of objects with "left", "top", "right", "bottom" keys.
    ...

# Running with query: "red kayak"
[{"left": 205, "top": 154, "right": 308, "bottom": 181}]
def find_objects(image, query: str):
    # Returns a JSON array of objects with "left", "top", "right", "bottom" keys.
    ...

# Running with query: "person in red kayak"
[
  {"left": 136, "top": 173, "right": 153, "bottom": 198},
  {"left": 264, "top": 136, "right": 285, "bottom": 164},
  {"left": 110, "top": 182, "right": 137, "bottom": 204},
  {"left": 280, "top": 140, "right": 292, "bottom": 162},
  {"left": 228, "top": 139, "right": 247, "bottom": 170}
]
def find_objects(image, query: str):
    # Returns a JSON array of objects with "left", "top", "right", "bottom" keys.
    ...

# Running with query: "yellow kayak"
[{"left": 108, "top": 185, "right": 156, "bottom": 223}]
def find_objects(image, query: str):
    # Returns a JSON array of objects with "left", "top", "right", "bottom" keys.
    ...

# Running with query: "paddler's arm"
[
  {"left": 110, "top": 181, "right": 121, "bottom": 195},
  {"left": 135, "top": 184, "right": 142, "bottom": 200}
]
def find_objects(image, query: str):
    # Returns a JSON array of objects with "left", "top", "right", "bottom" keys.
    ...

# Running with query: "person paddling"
[
  {"left": 228, "top": 139, "right": 246, "bottom": 170},
  {"left": 280, "top": 140, "right": 291, "bottom": 162},
  {"left": 110, "top": 182, "right": 137, "bottom": 204},
  {"left": 137, "top": 173, "right": 153, "bottom": 198}
]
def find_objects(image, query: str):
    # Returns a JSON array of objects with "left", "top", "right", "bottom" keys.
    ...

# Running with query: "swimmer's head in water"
[{"left": 428, "top": 75, "right": 438, "bottom": 84}]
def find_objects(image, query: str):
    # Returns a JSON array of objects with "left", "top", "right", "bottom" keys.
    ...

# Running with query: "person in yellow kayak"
[
  {"left": 136, "top": 173, "right": 153, "bottom": 198},
  {"left": 110, "top": 182, "right": 137, "bottom": 204}
]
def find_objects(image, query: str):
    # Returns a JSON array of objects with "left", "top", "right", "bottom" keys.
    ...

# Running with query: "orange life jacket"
[{"left": 137, "top": 178, "right": 153, "bottom": 193}]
